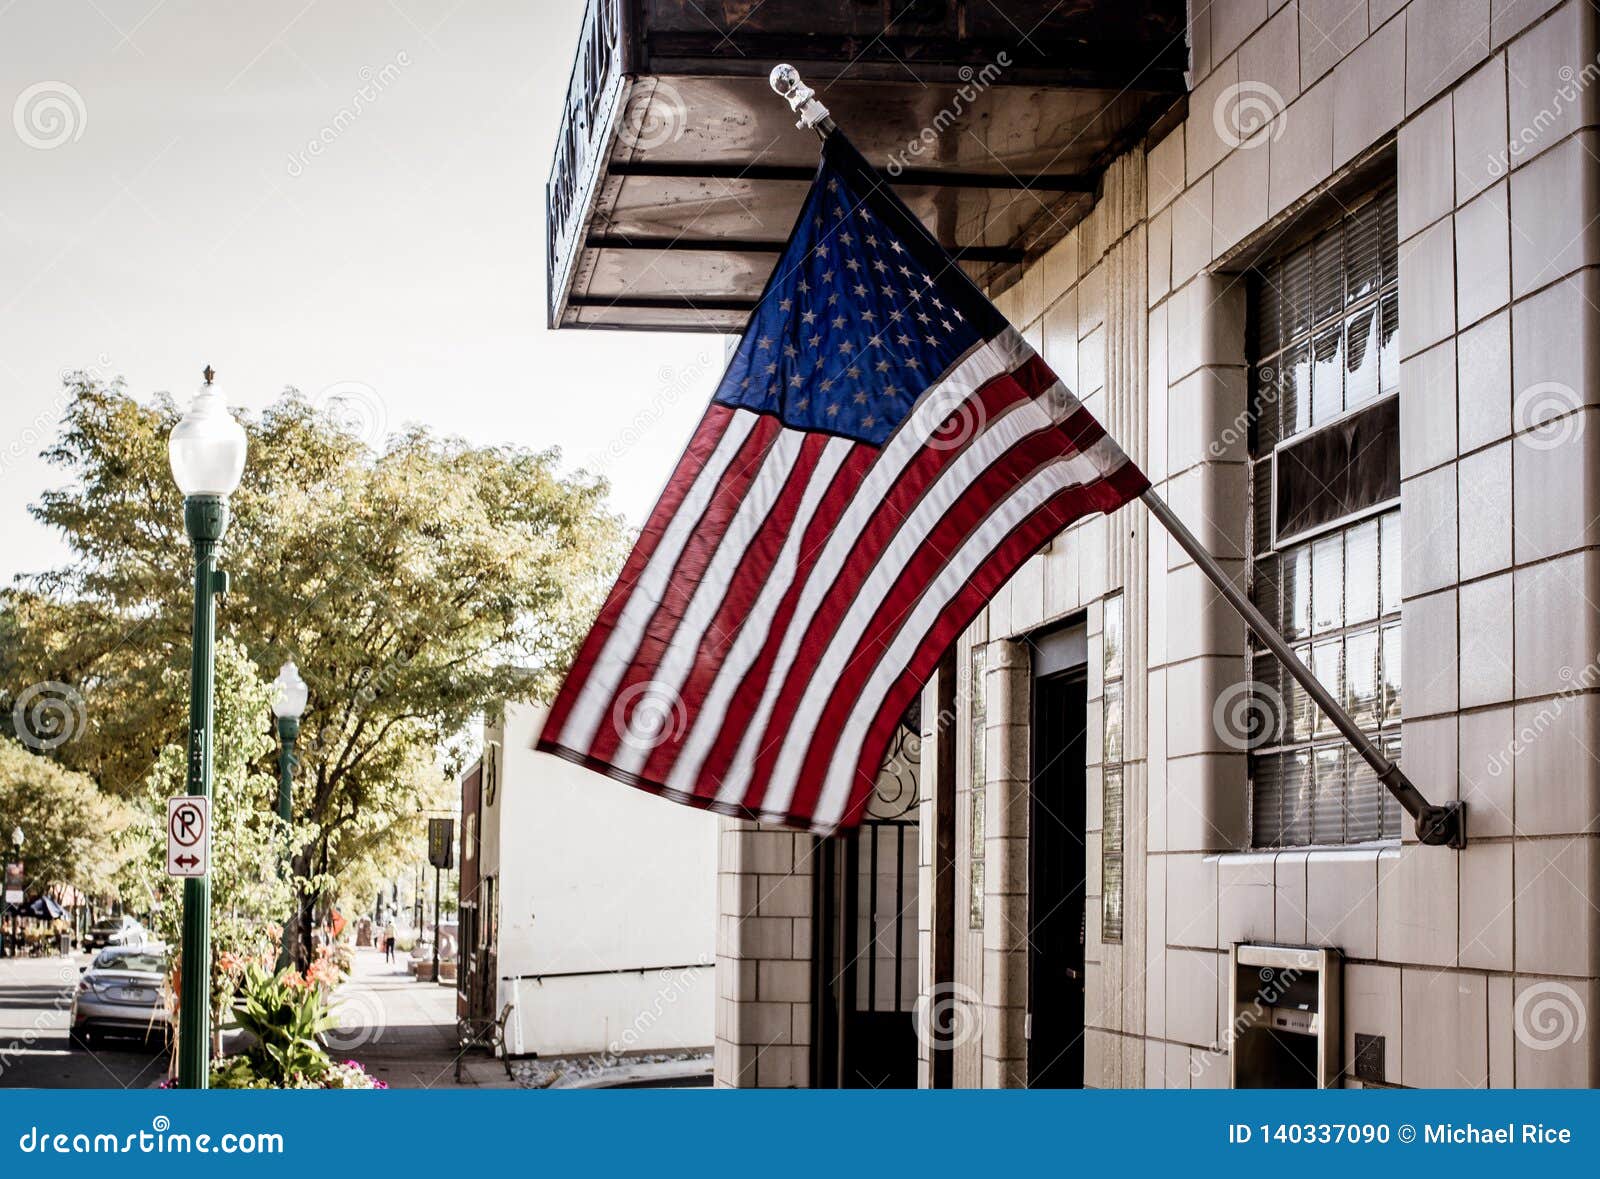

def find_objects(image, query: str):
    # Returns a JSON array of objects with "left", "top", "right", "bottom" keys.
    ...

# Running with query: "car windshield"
[
  {"left": 91, "top": 919, "right": 126, "bottom": 931},
  {"left": 94, "top": 949, "right": 165, "bottom": 973}
]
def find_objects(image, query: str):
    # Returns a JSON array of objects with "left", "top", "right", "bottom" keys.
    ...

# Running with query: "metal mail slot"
[{"left": 1229, "top": 943, "right": 1341, "bottom": 1089}]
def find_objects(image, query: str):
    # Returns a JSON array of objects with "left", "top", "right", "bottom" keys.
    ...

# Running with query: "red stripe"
[
  {"left": 831, "top": 471, "right": 1140, "bottom": 826},
  {"left": 688, "top": 445, "right": 879, "bottom": 800},
  {"left": 696, "top": 358, "right": 1043, "bottom": 805},
  {"left": 738, "top": 362, "right": 1074, "bottom": 815},
  {"left": 779, "top": 435, "right": 1124, "bottom": 822},
  {"left": 635, "top": 432, "right": 842, "bottom": 783},
  {"left": 585, "top": 415, "right": 783, "bottom": 764},
  {"left": 543, "top": 405, "right": 739, "bottom": 747}
]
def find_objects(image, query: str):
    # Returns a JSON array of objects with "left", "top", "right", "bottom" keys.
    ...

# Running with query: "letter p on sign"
[{"left": 166, "top": 796, "right": 210, "bottom": 877}]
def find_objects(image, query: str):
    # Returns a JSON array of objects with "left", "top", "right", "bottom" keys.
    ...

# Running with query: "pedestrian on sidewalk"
[{"left": 383, "top": 916, "right": 397, "bottom": 964}]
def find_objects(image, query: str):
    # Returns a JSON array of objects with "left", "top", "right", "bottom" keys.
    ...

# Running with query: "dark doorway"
[
  {"left": 1027, "top": 663, "right": 1088, "bottom": 1088},
  {"left": 812, "top": 717, "right": 921, "bottom": 1089}
]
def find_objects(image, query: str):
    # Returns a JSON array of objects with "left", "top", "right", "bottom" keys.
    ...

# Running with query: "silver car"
[
  {"left": 84, "top": 916, "right": 148, "bottom": 951},
  {"left": 70, "top": 947, "right": 170, "bottom": 1047}
]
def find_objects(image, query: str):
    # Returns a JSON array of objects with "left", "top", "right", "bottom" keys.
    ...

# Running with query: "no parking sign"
[{"left": 165, "top": 796, "right": 210, "bottom": 878}]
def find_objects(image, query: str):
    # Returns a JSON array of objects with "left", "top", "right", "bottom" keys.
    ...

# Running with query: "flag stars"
[
  {"left": 853, "top": 283, "right": 869, "bottom": 298},
  {"left": 845, "top": 257, "right": 861, "bottom": 272},
  {"left": 827, "top": 178, "right": 838, "bottom": 192},
  {"left": 802, "top": 309, "right": 817, "bottom": 325},
  {"left": 779, "top": 298, "right": 793, "bottom": 312},
  {"left": 826, "top": 403, "right": 841, "bottom": 417},
  {"left": 809, "top": 333, "right": 823, "bottom": 349},
  {"left": 758, "top": 335, "right": 773, "bottom": 350},
  {"left": 941, "top": 319, "right": 954, "bottom": 333},
  {"left": 832, "top": 314, "right": 848, "bottom": 329},
  {"left": 875, "top": 358, "right": 891, "bottom": 372},
  {"left": 888, "top": 238, "right": 901, "bottom": 252},
  {"left": 837, "top": 341, "right": 855, "bottom": 355},
  {"left": 872, "top": 258, "right": 888, "bottom": 274},
  {"left": 783, "top": 342, "right": 798, "bottom": 359},
  {"left": 854, "top": 391, "right": 868, "bottom": 405},
  {"left": 789, "top": 373, "right": 805, "bottom": 388},
  {"left": 865, "top": 234, "right": 879, "bottom": 248},
  {"left": 764, "top": 362, "right": 777, "bottom": 375}
]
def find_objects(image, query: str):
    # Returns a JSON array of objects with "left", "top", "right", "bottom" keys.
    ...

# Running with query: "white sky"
[{"left": 0, "top": 0, "right": 722, "bottom": 584}]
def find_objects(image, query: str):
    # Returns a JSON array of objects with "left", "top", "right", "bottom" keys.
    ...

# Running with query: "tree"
[
  {"left": 3, "top": 374, "right": 628, "bottom": 950},
  {"left": 117, "top": 641, "right": 304, "bottom": 1032},
  {"left": 0, "top": 737, "right": 137, "bottom": 899}
]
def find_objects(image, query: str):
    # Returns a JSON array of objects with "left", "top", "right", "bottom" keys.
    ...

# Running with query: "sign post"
[
  {"left": 427, "top": 818, "right": 454, "bottom": 986},
  {"left": 166, "top": 796, "right": 211, "bottom": 878}
]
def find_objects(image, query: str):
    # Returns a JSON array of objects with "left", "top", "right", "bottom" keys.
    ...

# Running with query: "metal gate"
[{"left": 812, "top": 715, "right": 921, "bottom": 1088}]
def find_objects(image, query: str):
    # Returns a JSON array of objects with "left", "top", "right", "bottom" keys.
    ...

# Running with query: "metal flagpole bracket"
[
  {"left": 770, "top": 64, "right": 835, "bottom": 137},
  {"left": 1141, "top": 490, "right": 1466, "bottom": 849}
]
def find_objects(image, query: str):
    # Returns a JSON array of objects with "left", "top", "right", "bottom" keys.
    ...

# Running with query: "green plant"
[{"left": 223, "top": 963, "right": 339, "bottom": 1088}]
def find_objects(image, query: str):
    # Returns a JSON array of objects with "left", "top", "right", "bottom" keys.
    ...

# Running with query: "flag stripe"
[
  {"left": 804, "top": 440, "right": 1131, "bottom": 825},
  {"left": 816, "top": 453, "right": 1148, "bottom": 829},
  {"left": 689, "top": 331, "right": 1032, "bottom": 803},
  {"left": 541, "top": 403, "right": 739, "bottom": 745},
  {"left": 642, "top": 435, "right": 859, "bottom": 787},
  {"left": 766, "top": 422, "right": 1116, "bottom": 821},
  {"left": 708, "top": 339, "right": 1051, "bottom": 809},
  {"left": 601, "top": 430, "right": 840, "bottom": 776},
  {"left": 744, "top": 384, "right": 1096, "bottom": 817},
  {"left": 554, "top": 409, "right": 768, "bottom": 753}
]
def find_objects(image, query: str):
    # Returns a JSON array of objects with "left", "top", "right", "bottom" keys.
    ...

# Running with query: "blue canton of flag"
[{"left": 712, "top": 137, "right": 994, "bottom": 445}]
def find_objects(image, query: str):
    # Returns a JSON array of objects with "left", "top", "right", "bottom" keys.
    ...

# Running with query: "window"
[
  {"left": 1247, "top": 186, "right": 1403, "bottom": 848},
  {"left": 1101, "top": 593, "right": 1124, "bottom": 941}
]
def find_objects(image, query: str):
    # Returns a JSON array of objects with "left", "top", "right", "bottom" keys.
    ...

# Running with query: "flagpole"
[{"left": 768, "top": 64, "right": 1465, "bottom": 849}]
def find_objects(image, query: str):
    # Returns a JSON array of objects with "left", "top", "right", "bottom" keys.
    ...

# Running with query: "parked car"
[
  {"left": 84, "top": 916, "right": 147, "bottom": 950},
  {"left": 70, "top": 946, "right": 170, "bottom": 1047}
]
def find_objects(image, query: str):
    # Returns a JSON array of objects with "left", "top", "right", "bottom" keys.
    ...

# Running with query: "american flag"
[{"left": 538, "top": 131, "right": 1148, "bottom": 833}]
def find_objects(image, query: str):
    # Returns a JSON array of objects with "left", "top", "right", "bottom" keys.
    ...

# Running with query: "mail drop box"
[{"left": 1229, "top": 943, "right": 1341, "bottom": 1088}]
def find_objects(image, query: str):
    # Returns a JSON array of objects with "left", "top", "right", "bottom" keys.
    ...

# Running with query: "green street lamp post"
[
  {"left": 269, "top": 661, "right": 307, "bottom": 969},
  {"left": 8, "top": 827, "right": 21, "bottom": 959},
  {"left": 168, "top": 366, "right": 247, "bottom": 1090}
]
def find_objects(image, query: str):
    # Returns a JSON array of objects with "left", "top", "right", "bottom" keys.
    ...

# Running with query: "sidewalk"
[{"left": 332, "top": 947, "right": 514, "bottom": 1089}]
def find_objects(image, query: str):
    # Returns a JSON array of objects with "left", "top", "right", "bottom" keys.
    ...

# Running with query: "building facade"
[
  {"left": 460, "top": 702, "right": 718, "bottom": 1061},
  {"left": 716, "top": 0, "right": 1600, "bottom": 1089},
  {"left": 547, "top": 0, "right": 1600, "bottom": 1087}
]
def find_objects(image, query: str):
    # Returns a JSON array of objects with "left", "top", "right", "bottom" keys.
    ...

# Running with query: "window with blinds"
[
  {"left": 1247, "top": 185, "right": 1404, "bottom": 849},
  {"left": 1101, "top": 593, "right": 1125, "bottom": 941}
]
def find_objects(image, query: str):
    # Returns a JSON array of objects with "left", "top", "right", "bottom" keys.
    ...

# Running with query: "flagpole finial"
[{"left": 770, "top": 64, "right": 832, "bottom": 135}]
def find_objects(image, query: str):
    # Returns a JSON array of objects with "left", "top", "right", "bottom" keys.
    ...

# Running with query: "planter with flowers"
[{"left": 183, "top": 963, "right": 385, "bottom": 1089}]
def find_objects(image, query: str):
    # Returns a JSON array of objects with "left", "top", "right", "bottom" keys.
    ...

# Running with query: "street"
[{"left": 0, "top": 953, "right": 168, "bottom": 1088}]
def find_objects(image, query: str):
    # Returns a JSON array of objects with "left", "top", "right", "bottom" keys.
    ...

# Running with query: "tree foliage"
[
  {"left": 0, "top": 737, "right": 137, "bottom": 898},
  {"left": 3, "top": 373, "right": 627, "bottom": 904}
]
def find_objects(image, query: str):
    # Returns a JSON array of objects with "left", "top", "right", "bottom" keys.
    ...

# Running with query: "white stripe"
[
  {"left": 709, "top": 329, "right": 1031, "bottom": 806},
  {"left": 814, "top": 445, "right": 1128, "bottom": 827},
  {"left": 756, "top": 394, "right": 1059, "bottom": 815},
  {"left": 662, "top": 438, "right": 853, "bottom": 793},
  {"left": 608, "top": 427, "right": 812, "bottom": 775},
  {"left": 557, "top": 410, "right": 762, "bottom": 753}
]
